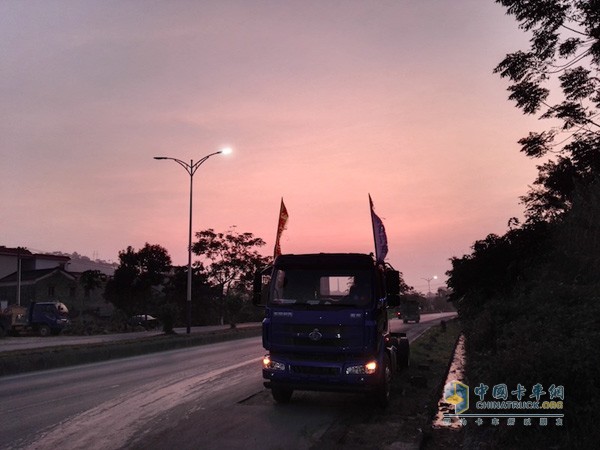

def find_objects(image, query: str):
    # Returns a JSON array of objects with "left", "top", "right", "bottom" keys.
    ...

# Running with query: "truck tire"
[
  {"left": 375, "top": 355, "right": 392, "bottom": 408},
  {"left": 397, "top": 338, "right": 410, "bottom": 369},
  {"left": 271, "top": 387, "right": 293, "bottom": 404},
  {"left": 38, "top": 325, "right": 51, "bottom": 337}
]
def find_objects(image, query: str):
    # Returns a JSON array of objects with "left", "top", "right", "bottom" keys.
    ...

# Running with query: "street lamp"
[
  {"left": 422, "top": 275, "right": 438, "bottom": 295},
  {"left": 154, "top": 147, "right": 232, "bottom": 334}
]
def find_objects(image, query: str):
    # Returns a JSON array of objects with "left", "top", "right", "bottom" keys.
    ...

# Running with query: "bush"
[{"left": 451, "top": 183, "right": 600, "bottom": 448}]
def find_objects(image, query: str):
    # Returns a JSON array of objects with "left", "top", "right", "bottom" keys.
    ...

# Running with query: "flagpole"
[
  {"left": 369, "top": 194, "right": 381, "bottom": 262},
  {"left": 369, "top": 194, "right": 388, "bottom": 263},
  {"left": 274, "top": 198, "right": 288, "bottom": 259}
]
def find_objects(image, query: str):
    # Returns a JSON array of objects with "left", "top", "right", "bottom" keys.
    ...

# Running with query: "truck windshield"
[{"left": 270, "top": 269, "right": 372, "bottom": 306}]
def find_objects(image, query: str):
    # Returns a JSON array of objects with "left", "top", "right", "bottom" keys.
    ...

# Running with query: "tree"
[
  {"left": 162, "top": 264, "right": 213, "bottom": 326},
  {"left": 79, "top": 270, "right": 104, "bottom": 298},
  {"left": 191, "top": 227, "right": 269, "bottom": 325},
  {"left": 494, "top": 0, "right": 600, "bottom": 220},
  {"left": 104, "top": 243, "right": 172, "bottom": 316}
]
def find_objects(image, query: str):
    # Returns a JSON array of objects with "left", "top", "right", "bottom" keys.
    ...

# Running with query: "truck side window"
[{"left": 272, "top": 270, "right": 287, "bottom": 302}]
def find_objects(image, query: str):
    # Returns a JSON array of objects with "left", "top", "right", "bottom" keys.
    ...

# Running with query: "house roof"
[
  {"left": 0, "top": 268, "right": 76, "bottom": 285},
  {"left": 0, "top": 246, "right": 33, "bottom": 258},
  {"left": 0, "top": 246, "right": 70, "bottom": 262}
]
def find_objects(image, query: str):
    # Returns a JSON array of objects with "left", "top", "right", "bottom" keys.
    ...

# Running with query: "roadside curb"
[
  {"left": 419, "top": 320, "right": 464, "bottom": 449},
  {"left": 385, "top": 318, "right": 462, "bottom": 450}
]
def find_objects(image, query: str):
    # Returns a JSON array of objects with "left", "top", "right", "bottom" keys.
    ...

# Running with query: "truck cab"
[
  {"left": 253, "top": 253, "right": 409, "bottom": 406},
  {"left": 399, "top": 298, "right": 421, "bottom": 323},
  {"left": 1, "top": 301, "right": 70, "bottom": 337}
]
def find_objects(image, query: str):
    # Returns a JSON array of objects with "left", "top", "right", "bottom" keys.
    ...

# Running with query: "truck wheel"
[
  {"left": 397, "top": 339, "right": 410, "bottom": 369},
  {"left": 375, "top": 355, "right": 392, "bottom": 408},
  {"left": 38, "top": 325, "right": 51, "bottom": 337},
  {"left": 271, "top": 387, "right": 293, "bottom": 404}
]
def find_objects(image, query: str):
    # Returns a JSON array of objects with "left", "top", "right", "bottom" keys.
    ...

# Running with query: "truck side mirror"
[
  {"left": 386, "top": 294, "right": 400, "bottom": 308},
  {"left": 252, "top": 267, "right": 272, "bottom": 307},
  {"left": 384, "top": 269, "right": 401, "bottom": 307},
  {"left": 385, "top": 270, "right": 400, "bottom": 296}
]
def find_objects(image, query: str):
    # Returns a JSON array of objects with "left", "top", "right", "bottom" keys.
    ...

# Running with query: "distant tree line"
[
  {"left": 103, "top": 227, "right": 270, "bottom": 331},
  {"left": 447, "top": 1, "right": 600, "bottom": 448}
]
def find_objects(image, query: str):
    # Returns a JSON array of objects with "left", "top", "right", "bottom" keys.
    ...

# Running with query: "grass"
[{"left": 311, "top": 318, "right": 463, "bottom": 449}]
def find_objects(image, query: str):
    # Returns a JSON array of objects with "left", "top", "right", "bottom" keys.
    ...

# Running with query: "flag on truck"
[
  {"left": 273, "top": 198, "right": 289, "bottom": 258},
  {"left": 369, "top": 194, "right": 388, "bottom": 263}
]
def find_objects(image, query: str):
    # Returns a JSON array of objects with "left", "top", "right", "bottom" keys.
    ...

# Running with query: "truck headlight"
[
  {"left": 345, "top": 361, "right": 377, "bottom": 375},
  {"left": 263, "top": 355, "right": 286, "bottom": 371}
]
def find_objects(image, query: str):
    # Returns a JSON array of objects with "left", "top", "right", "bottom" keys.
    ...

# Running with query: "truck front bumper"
[{"left": 262, "top": 354, "right": 384, "bottom": 393}]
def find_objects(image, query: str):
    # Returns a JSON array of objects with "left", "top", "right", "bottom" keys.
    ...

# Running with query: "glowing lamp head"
[
  {"left": 365, "top": 361, "right": 378, "bottom": 374},
  {"left": 220, "top": 147, "right": 233, "bottom": 155}
]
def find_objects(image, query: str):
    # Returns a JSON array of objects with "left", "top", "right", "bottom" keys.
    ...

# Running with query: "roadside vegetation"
[
  {"left": 447, "top": 2, "right": 600, "bottom": 448},
  {"left": 99, "top": 227, "right": 270, "bottom": 333},
  {"left": 312, "top": 319, "right": 462, "bottom": 449}
]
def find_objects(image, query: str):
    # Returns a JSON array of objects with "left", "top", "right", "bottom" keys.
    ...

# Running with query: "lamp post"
[
  {"left": 154, "top": 147, "right": 232, "bottom": 334},
  {"left": 422, "top": 275, "right": 438, "bottom": 295}
]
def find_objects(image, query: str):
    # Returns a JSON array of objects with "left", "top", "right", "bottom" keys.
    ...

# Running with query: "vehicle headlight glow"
[
  {"left": 263, "top": 355, "right": 286, "bottom": 371},
  {"left": 346, "top": 361, "right": 377, "bottom": 375}
]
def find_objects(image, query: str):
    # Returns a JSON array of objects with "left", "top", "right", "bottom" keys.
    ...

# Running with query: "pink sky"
[{"left": 1, "top": 1, "right": 542, "bottom": 292}]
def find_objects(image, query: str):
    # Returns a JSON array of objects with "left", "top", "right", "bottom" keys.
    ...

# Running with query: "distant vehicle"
[
  {"left": 128, "top": 314, "right": 160, "bottom": 329},
  {"left": 0, "top": 301, "right": 70, "bottom": 337},
  {"left": 398, "top": 299, "right": 420, "bottom": 323}
]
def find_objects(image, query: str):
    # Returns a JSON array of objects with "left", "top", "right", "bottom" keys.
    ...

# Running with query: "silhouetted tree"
[
  {"left": 192, "top": 227, "right": 270, "bottom": 325},
  {"left": 79, "top": 270, "right": 104, "bottom": 297},
  {"left": 162, "top": 265, "right": 214, "bottom": 326},
  {"left": 444, "top": 3, "right": 600, "bottom": 447},
  {"left": 494, "top": 0, "right": 600, "bottom": 220},
  {"left": 104, "top": 243, "right": 171, "bottom": 316}
]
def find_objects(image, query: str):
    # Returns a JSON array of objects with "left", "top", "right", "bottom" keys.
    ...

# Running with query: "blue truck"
[
  {"left": 253, "top": 253, "right": 409, "bottom": 406},
  {"left": 0, "top": 301, "right": 70, "bottom": 337}
]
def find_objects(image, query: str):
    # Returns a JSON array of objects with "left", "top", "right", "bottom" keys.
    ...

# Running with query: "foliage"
[
  {"left": 79, "top": 270, "right": 105, "bottom": 296},
  {"left": 159, "top": 302, "right": 178, "bottom": 334},
  {"left": 161, "top": 265, "right": 215, "bottom": 326},
  {"left": 494, "top": 0, "right": 600, "bottom": 221},
  {"left": 444, "top": 3, "right": 600, "bottom": 446},
  {"left": 192, "top": 227, "right": 270, "bottom": 290},
  {"left": 192, "top": 227, "right": 270, "bottom": 325},
  {"left": 447, "top": 221, "right": 551, "bottom": 317},
  {"left": 449, "top": 183, "right": 600, "bottom": 447},
  {"left": 104, "top": 243, "right": 172, "bottom": 316}
]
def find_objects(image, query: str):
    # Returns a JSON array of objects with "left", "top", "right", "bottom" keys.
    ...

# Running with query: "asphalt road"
[
  {"left": 0, "top": 323, "right": 261, "bottom": 353},
  {"left": 0, "top": 312, "right": 455, "bottom": 450}
]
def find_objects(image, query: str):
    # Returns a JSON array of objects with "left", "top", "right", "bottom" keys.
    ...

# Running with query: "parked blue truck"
[
  {"left": 0, "top": 301, "right": 70, "bottom": 337},
  {"left": 253, "top": 253, "right": 409, "bottom": 406}
]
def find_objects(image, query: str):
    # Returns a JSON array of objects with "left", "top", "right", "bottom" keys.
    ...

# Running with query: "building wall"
[
  {"left": 0, "top": 254, "right": 20, "bottom": 279},
  {"left": 33, "top": 258, "right": 67, "bottom": 270},
  {"left": 0, "top": 272, "right": 77, "bottom": 307},
  {"left": 0, "top": 250, "right": 68, "bottom": 278}
]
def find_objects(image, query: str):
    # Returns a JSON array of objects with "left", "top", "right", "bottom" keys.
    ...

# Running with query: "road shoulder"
[{"left": 310, "top": 319, "right": 462, "bottom": 449}]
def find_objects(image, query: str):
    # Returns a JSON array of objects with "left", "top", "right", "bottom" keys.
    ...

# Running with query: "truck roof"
[{"left": 274, "top": 253, "right": 376, "bottom": 269}]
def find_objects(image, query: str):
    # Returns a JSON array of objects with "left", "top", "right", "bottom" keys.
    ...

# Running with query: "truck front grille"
[
  {"left": 271, "top": 324, "right": 362, "bottom": 349},
  {"left": 290, "top": 365, "right": 341, "bottom": 376}
]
